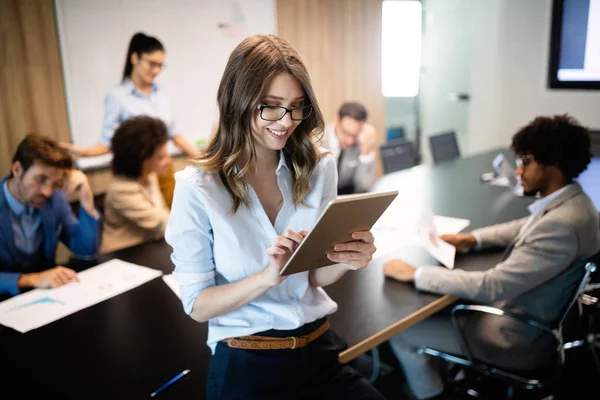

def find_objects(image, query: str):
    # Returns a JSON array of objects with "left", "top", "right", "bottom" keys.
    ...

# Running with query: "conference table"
[{"left": 5, "top": 147, "right": 595, "bottom": 399}]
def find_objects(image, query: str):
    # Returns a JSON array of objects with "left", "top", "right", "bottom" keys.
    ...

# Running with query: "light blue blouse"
[
  {"left": 165, "top": 151, "right": 339, "bottom": 354},
  {"left": 100, "top": 79, "right": 178, "bottom": 147}
]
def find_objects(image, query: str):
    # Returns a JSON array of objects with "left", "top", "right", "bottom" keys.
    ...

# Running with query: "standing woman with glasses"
[
  {"left": 61, "top": 32, "right": 200, "bottom": 207},
  {"left": 165, "top": 34, "right": 386, "bottom": 400}
]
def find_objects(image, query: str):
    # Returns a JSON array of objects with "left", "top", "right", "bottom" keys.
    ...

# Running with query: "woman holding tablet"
[
  {"left": 62, "top": 32, "right": 199, "bottom": 206},
  {"left": 165, "top": 34, "right": 385, "bottom": 400}
]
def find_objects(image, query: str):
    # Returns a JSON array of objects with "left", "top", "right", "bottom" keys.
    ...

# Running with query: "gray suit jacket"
[
  {"left": 415, "top": 183, "right": 599, "bottom": 368},
  {"left": 322, "top": 124, "right": 375, "bottom": 194}
]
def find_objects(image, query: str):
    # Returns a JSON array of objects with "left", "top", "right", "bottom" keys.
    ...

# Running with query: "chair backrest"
[
  {"left": 386, "top": 126, "right": 405, "bottom": 142},
  {"left": 379, "top": 139, "right": 419, "bottom": 174},
  {"left": 429, "top": 131, "right": 460, "bottom": 164},
  {"left": 558, "top": 260, "right": 597, "bottom": 328},
  {"left": 590, "top": 129, "right": 600, "bottom": 157},
  {"left": 450, "top": 260, "right": 597, "bottom": 386}
]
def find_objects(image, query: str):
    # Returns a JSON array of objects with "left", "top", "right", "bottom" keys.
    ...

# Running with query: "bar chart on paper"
[{"left": 0, "top": 259, "right": 162, "bottom": 333}]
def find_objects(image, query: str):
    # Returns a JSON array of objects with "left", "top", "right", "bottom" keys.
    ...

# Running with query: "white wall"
[
  {"left": 467, "top": 0, "right": 600, "bottom": 155},
  {"left": 419, "top": 0, "right": 474, "bottom": 163},
  {"left": 55, "top": 0, "right": 276, "bottom": 168},
  {"left": 385, "top": 97, "right": 417, "bottom": 139}
]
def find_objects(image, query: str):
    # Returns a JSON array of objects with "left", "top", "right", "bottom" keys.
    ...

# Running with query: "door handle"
[{"left": 447, "top": 93, "right": 470, "bottom": 101}]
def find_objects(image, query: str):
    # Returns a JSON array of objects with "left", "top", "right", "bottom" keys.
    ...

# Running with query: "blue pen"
[{"left": 150, "top": 369, "right": 191, "bottom": 397}]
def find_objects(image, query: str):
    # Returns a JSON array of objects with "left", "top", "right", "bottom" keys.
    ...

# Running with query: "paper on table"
[
  {"left": 489, "top": 176, "right": 511, "bottom": 187},
  {"left": 162, "top": 274, "right": 181, "bottom": 299},
  {"left": 489, "top": 176, "right": 525, "bottom": 196},
  {"left": 371, "top": 199, "right": 470, "bottom": 259},
  {"left": 433, "top": 215, "right": 471, "bottom": 236},
  {"left": 0, "top": 259, "right": 162, "bottom": 333},
  {"left": 416, "top": 211, "right": 456, "bottom": 268}
]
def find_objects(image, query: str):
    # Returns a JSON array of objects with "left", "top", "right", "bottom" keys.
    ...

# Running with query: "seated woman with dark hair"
[{"left": 101, "top": 116, "right": 171, "bottom": 252}]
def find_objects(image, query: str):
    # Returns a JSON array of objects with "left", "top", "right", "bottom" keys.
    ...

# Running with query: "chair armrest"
[
  {"left": 450, "top": 304, "right": 562, "bottom": 374},
  {"left": 451, "top": 304, "right": 555, "bottom": 336},
  {"left": 585, "top": 283, "right": 600, "bottom": 292}
]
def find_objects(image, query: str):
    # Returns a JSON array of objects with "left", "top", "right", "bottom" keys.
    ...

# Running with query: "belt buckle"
[{"left": 288, "top": 336, "right": 298, "bottom": 349}]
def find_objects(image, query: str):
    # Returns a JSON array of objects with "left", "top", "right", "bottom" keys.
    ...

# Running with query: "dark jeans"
[{"left": 207, "top": 318, "right": 387, "bottom": 400}]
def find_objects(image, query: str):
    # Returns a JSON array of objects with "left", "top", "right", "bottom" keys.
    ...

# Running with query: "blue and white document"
[{"left": 0, "top": 259, "right": 162, "bottom": 333}]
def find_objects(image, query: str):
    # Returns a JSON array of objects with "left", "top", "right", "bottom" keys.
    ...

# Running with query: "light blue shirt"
[
  {"left": 2, "top": 182, "right": 43, "bottom": 256},
  {"left": 100, "top": 78, "right": 178, "bottom": 147},
  {"left": 517, "top": 183, "right": 573, "bottom": 236},
  {"left": 166, "top": 151, "right": 339, "bottom": 353}
]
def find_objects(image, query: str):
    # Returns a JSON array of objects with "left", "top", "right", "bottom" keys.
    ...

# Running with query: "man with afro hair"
[{"left": 383, "top": 114, "right": 600, "bottom": 400}]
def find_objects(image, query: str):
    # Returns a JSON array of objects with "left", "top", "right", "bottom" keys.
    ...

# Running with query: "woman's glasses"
[
  {"left": 257, "top": 105, "right": 313, "bottom": 121},
  {"left": 142, "top": 57, "right": 166, "bottom": 71}
]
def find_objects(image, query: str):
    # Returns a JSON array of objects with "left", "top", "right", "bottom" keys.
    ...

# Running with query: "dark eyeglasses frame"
[
  {"left": 142, "top": 57, "right": 166, "bottom": 70},
  {"left": 256, "top": 104, "right": 313, "bottom": 121},
  {"left": 515, "top": 154, "right": 533, "bottom": 168}
]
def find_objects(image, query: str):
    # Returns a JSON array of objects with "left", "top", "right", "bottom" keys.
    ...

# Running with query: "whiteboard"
[{"left": 55, "top": 0, "right": 276, "bottom": 169}]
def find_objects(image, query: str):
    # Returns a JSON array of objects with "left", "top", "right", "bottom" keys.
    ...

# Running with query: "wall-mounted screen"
[{"left": 548, "top": 0, "right": 600, "bottom": 90}]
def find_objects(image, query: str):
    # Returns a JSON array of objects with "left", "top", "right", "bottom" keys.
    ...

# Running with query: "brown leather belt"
[{"left": 224, "top": 320, "right": 330, "bottom": 350}]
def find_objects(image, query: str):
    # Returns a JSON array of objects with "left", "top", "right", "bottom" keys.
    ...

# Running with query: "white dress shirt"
[{"left": 165, "top": 151, "right": 339, "bottom": 353}]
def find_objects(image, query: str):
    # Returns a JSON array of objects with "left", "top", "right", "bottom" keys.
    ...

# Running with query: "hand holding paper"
[
  {"left": 416, "top": 211, "right": 456, "bottom": 268},
  {"left": 438, "top": 233, "right": 477, "bottom": 251}
]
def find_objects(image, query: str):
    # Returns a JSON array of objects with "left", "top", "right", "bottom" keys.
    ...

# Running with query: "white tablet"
[{"left": 279, "top": 190, "right": 399, "bottom": 276}]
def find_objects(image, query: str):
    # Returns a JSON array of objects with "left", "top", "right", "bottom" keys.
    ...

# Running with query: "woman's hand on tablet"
[
  {"left": 327, "top": 230, "right": 376, "bottom": 270},
  {"left": 263, "top": 229, "right": 308, "bottom": 287}
]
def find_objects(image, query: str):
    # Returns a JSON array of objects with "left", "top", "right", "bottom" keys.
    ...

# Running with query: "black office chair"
[
  {"left": 386, "top": 126, "right": 406, "bottom": 142},
  {"left": 589, "top": 129, "right": 600, "bottom": 157},
  {"left": 380, "top": 139, "right": 419, "bottom": 174},
  {"left": 418, "top": 260, "right": 597, "bottom": 399},
  {"left": 429, "top": 131, "right": 460, "bottom": 164},
  {"left": 562, "top": 280, "right": 600, "bottom": 375},
  {"left": 562, "top": 222, "right": 600, "bottom": 373}
]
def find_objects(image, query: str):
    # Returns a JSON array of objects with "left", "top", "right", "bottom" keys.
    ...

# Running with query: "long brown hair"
[{"left": 193, "top": 34, "right": 325, "bottom": 213}]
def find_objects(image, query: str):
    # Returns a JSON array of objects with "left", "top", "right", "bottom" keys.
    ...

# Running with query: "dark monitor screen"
[{"left": 548, "top": 0, "right": 600, "bottom": 90}]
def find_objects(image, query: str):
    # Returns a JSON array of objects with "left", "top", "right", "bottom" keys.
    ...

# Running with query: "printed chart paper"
[
  {"left": 0, "top": 259, "right": 162, "bottom": 333},
  {"left": 415, "top": 211, "right": 457, "bottom": 269}
]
